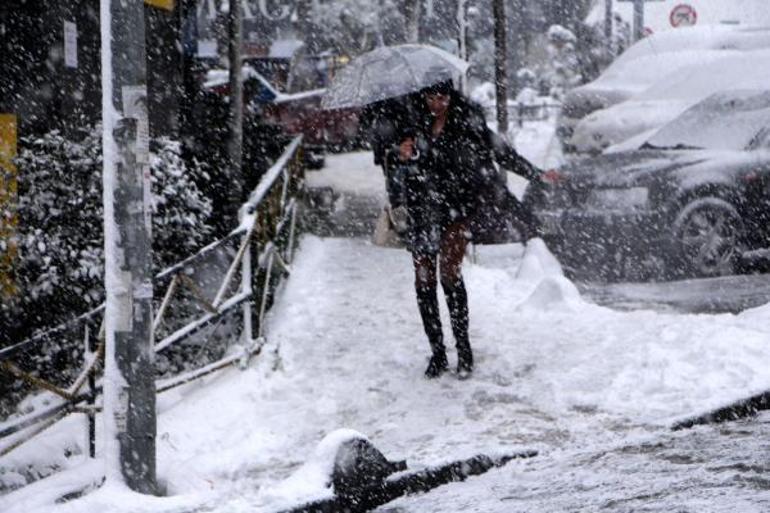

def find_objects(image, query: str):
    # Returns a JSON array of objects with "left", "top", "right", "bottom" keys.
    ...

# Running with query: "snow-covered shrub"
[
  {"left": 515, "top": 68, "right": 540, "bottom": 105},
  {"left": 3, "top": 126, "right": 214, "bottom": 342}
]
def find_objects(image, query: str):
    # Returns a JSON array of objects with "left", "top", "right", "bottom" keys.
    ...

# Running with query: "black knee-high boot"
[
  {"left": 415, "top": 284, "right": 448, "bottom": 378},
  {"left": 442, "top": 278, "right": 473, "bottom": 376}
]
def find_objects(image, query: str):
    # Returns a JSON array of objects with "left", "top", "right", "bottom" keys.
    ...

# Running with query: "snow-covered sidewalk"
[{"left": 4, "top": 233, "right": 770, "bottom": 513}]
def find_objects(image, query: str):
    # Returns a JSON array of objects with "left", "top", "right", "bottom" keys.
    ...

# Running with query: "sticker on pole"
[{"left": 670, "top": 4, "right": 697, "bottom": 27}]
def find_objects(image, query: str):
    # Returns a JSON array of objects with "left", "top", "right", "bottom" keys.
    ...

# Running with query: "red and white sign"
[{"left": 670, "top": 4, "right": 698, "bottom": 27}]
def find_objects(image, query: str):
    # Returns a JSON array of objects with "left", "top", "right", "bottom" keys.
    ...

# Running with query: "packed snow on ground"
[{"left": 3, "top": 148, "right": 770, "bottom": 513}]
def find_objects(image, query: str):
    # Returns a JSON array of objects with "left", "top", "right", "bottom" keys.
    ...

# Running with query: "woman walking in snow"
[{"left": 391, "top": 78, "right": 543, "bottom": 379}]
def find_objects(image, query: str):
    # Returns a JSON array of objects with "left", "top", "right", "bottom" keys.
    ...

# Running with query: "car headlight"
[{"left": 586, "top": 187, "right": 649, "bottom": 210}]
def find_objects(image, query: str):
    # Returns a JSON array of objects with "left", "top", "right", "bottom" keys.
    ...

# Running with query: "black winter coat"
[{"left": 388, "top": 93, "right": 541, "bottom": 250}]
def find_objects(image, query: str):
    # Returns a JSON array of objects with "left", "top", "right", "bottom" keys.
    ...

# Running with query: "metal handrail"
[{"left": 0, "top": 135, "right": 305, "bottom": 459}]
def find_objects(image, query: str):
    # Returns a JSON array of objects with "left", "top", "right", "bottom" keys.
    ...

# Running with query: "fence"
[
  {"left": 0, "top": 135, "right": 305, "bottom": 459},
  {"left": 483, "top": 100, "right": 562, "bottom": 128}
]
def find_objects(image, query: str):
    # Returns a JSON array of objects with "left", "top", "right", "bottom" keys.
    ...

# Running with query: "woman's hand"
[{"left": 399, "top": 138, "right": 415, "bottom": 162}]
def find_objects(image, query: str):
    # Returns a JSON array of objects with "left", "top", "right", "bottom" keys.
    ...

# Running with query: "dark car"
[{"left": 528, "top": 90, "right": 770, "bottom": 282}]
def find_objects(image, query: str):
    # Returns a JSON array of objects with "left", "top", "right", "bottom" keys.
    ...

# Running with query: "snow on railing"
[{"left": 0, "top": 135, "right": 305, "bottom": 459}]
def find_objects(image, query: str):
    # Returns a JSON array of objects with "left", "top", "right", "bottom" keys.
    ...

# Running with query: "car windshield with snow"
[
  {"left": 560, "top": 25, "right": 770, "bottom": 155},
  {"left": 529, "top": 89, "right": 770, "bottom": 282}
]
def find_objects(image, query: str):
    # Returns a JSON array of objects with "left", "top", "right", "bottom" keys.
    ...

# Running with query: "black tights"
[{"left": 412, "top": 222, "right": 470, "bottom": 355}]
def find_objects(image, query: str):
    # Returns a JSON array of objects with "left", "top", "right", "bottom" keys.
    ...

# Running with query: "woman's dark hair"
[{"left": 422, "top": 79, "right": 454, "bottom": 96}]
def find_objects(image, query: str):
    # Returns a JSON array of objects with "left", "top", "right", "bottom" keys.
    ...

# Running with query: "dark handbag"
[{"left": 468, "top": 184, "right": 536, "bottom": 245}]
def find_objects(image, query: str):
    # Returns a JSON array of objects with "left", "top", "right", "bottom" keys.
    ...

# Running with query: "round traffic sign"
[{"left": 670, "top": 4, "right": 698, "bottom": 27}]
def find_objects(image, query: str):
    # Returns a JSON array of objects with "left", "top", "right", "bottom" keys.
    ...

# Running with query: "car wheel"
[{"left": 669, "top": 197, "right": 744, "bottom": 278}]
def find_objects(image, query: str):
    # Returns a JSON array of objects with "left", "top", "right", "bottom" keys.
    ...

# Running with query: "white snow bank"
[
  {"left": 515, "top": 238, "right": 565, "bottom": 282},
  {"left": 517, "top": 276, "right": 584, "bottom": 313},
  {"left": 264, "top": 429, "right": 366, "bottom": 507},
  {"left": 514, "top": 239, "right": 583, "bottom": 312}
]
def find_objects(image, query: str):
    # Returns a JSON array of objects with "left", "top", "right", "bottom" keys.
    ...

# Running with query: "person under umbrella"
[{"left": 391, "top": 78, "right": 544, "bottom": 379}]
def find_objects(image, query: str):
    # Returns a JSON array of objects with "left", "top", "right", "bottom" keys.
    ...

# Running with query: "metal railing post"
[
  {"left": 286, "top": 201, "right": 299, "bottom": 265},
  {"left": 257, "top": 251, "right": 275, "bottom": 339},
  {"left": 240, "top": 208, "right": 254, "bottom": 346},
  {"left": 84, "top": 325, "right": 96, "bottom": 458}
]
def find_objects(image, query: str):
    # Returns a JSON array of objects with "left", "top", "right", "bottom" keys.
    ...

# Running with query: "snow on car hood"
[
  {"left": 563, "top": 149, "right": 758, "bottom": 190},
  {"left": 570, "top": 51, "right": 770, "bottom": 154},
  {"left": 570, "top": 99, "right": 691, "bottom": 154}
]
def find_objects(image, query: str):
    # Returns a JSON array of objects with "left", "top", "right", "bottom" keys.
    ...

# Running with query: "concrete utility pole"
[
  {"left": 618, "top": 0, "right": 662, "bottom": 42},
  {"left": 492, "top": 0, "right": 508, "bottom": 134},
  {"left": 100, "top": 0, "right": 156, "bottom": 495},
  {"left": 228, "top": 0, "right": 244, "bottom": 213}
]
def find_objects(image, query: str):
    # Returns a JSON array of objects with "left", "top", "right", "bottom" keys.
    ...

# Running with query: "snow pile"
[
  {"left": 264, "top": 429, "right": 366, "bottom": 507},
  {"left": 514, "top": 239, "right": 583, "bottom": 312}
]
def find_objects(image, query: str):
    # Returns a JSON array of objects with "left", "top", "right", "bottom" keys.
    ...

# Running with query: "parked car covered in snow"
[
  {"left": 557, "top": 25, "right": 770, "bottom": 153},
  {"left": 569, "top": 48, "right": 770, "bottom": 154},
  {"left": 529, "top": 90, "right": 770, "bottom": 282}
]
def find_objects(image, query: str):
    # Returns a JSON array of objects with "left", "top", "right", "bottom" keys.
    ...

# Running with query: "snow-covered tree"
[{"left": 2, "top": 128, "right": 214, "bottom": 342}]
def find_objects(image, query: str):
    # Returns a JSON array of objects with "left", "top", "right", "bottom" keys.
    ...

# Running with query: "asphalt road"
[{"left": 580, "top": 273, "right": 770, "bottom": 314}]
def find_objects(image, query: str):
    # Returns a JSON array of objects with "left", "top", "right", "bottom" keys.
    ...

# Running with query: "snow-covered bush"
[{"left": 3, "top": 126, "right": 214, "bottom": 342}]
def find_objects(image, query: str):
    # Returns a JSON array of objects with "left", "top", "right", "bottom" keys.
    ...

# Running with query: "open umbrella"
[{"left": 321, "top": 44, "right": 470, "bottom": 110}]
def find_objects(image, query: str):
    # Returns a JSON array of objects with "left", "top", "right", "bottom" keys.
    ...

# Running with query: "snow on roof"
[
  {"left": 637, "top": 48, "right": 770, "bottom": 101},
  {"left": 572, "top": 24, "right": 770, "bottom": 102},
  {"left": 573, "top": 46, "right": 770, "bottom": 152}
]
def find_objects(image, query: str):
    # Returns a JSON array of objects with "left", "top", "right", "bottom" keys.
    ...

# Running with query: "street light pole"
[
  {"left": 618, "top": 0, "right": 659, "bottom": 42},
  {"left": 228, "top": 0, "right": 244, "bottom": 214},
  {"left": 100, "top": 0, "right": 156, "bottom": 494}
]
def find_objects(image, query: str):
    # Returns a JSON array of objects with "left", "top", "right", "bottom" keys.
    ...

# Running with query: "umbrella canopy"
[{"left": 321, "top": 44, "right": 470, "bottom": 110}]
